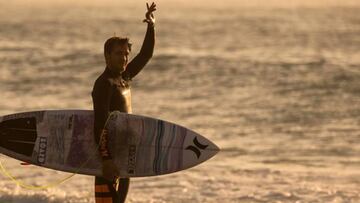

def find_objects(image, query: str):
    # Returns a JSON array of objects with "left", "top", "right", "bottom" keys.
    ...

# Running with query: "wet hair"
[{"left": 104, "top": 37, "right": 132, "bottom": 57}]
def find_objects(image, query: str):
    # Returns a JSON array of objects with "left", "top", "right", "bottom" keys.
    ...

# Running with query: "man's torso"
[{"left": 96, "top": 68, "right": 132, "bottom": 114}]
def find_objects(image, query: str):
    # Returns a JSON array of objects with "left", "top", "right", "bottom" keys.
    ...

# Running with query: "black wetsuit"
[{"left": 92, "top": 24, "right": 154, "bottom": 203}]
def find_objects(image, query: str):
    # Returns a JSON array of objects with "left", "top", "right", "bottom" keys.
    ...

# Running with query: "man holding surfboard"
[{"left": 91, "top": 2, "right": 156, "bottom": 202}]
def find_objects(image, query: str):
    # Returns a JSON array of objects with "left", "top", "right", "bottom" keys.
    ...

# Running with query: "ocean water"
[{"left": 0, "top": 0, "right": 359, "bottom": 202}]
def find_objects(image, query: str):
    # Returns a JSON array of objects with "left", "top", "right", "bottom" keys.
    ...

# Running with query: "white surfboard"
[{"left": 0, "top": 110, "right": 219, "bottom": 177}]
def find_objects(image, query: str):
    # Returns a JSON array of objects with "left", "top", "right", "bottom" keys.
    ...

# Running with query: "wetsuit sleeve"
[
  {"left": 92, "top": 79, "right": 113, "bottom": 160},
  {"left": 123, "top": 24, "right": 155, "bottom": 80}
]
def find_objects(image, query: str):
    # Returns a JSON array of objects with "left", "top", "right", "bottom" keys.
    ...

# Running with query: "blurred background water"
[{"left": 0, "top": 0, "right": 359, "bottom": 202}]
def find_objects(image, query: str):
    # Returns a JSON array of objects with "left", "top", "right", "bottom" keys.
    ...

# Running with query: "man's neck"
[{"left": 105, "top": 66, "right": 123, "bottom": 77}]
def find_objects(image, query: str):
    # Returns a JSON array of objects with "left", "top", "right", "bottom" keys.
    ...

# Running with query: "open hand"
[{"left": 143, "top": 2, "right": 157, "bottom": 25}]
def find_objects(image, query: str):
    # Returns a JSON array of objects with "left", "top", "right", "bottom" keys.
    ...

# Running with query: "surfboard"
[{"left": 0, "top": 110, "right": 219, "bottom": 177}]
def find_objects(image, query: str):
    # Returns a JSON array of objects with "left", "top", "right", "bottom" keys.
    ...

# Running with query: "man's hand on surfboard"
[
  {"left": 102, "top": 159, "right": 120, "bottom": 182},
  {"left": 143, "top": 2, "right": 156, "bottom": 26}
]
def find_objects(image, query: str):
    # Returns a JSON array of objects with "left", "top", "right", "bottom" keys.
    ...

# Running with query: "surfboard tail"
[{"left": 0, "top": 116, "right": 38, "bottom": 157}]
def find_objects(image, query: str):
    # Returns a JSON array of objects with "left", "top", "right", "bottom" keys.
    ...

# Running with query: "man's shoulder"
[{"left": 93, "top": 73, "right": 113, "bottom": 90}]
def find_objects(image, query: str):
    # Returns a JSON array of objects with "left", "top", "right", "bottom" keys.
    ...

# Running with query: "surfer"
[{"left": 91, "top": 2, "right": 156, "bottom": 202}]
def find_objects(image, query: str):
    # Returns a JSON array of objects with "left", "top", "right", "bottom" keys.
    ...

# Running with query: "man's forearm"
[
  {"left": 139, "top": 23, "right": 155, "bottom": 58},
  {"left": 92, "top": 81, "right": 113, "bottom": 161},
  {"left": 99, "top": 128, "right": 112, "bottom": 160},
  {"left": 123, "top": 23, "right": 155, "bottom": 79}
]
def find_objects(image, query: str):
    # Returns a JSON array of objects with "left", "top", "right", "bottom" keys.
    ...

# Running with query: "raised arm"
[{"left": 124, "top": 2, "right": 156, "bottom": 80}]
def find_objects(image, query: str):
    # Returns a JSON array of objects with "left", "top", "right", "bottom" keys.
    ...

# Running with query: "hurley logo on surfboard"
[{"left": 185, "top": 137, "right": 209, "bottom": 159}]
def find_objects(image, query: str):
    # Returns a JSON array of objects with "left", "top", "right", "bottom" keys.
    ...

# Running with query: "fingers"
[
  {"left": 151, "top": 3, "right": 156, "bottom": 12},
  {"left": 113, "top": 175, "right": 120, "bottom": 183},
  {"left": 151, "top": 2, "right": 156, "bottom": 10},
  {"left": 113, "top": 177, "right": 120, "bottom": 191},
  {"left": 146, "top": 2, "right": 157, "bottom": 12},
  {"left": 144, "top": 2, "right": 156, "bottom": 24}
]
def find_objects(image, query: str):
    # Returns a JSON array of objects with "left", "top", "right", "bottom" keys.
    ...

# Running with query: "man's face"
[{"left": 107, "top": 43, "right": 130, "bottom": 73}]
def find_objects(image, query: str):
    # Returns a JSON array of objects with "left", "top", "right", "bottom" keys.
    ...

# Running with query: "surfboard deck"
[{"left": 0, "top": 110, "right": 219, "bottom": 177}]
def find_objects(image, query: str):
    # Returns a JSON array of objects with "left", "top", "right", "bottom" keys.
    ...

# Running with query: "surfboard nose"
[{"left": 182, "top": 131, "right": 220, "bottom": 169}]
